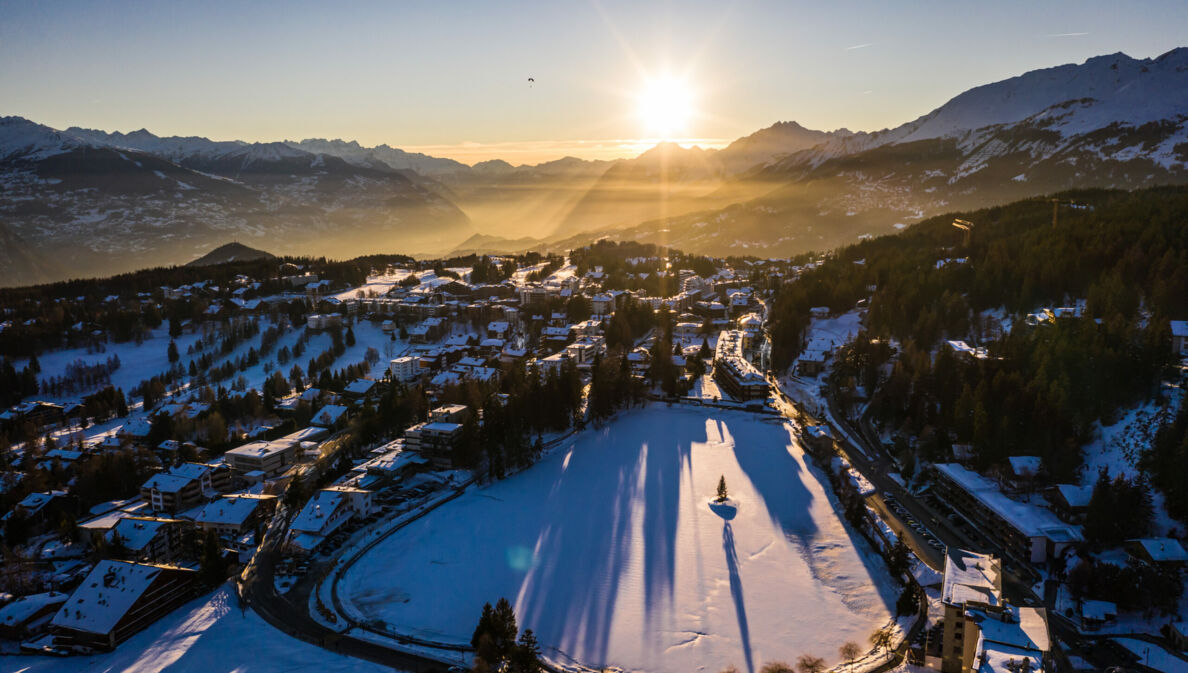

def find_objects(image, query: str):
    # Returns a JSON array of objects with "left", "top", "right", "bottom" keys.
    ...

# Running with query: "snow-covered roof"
[
  {"left": 344, "top": 379, "right": 376, "bottom": 395},
  {"left": 194, "top": 496, "right": 266, "bottom": 527},
  {"left": 110, "top": 516, "right": 175, "bottom": 551},
  {"left": 935, "top": 463, "right": 1082, "bottom": 542},
  {"left": 0, "top": 591, "right": 67, "bottom": 627},
  {"left": 1133, "top": 537, "right": 1188, "bottom": 562},
  {"left": 52, "top": 561, "right": 192, "bottom": 635},
  {"left": 1081, "top": 599, "right": 1117, "bottom": 620},
  {"left": 312, "top": 404, "right": 348, "bottom": 427},
  {"left": 141, "top": 472, "right": 193, "bottom": 494},
  {"left": 1054, "top": 483, "right": 1093, "bottom": 508},
  {"left": 1007, "top": 455, "right": 1041, "bottom": 476},
  {"left": 943, "top": 548, "right": 1001, "bottom": 607}
]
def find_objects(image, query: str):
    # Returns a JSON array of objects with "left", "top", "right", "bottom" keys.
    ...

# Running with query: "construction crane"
[
  {"left": 1034, "top": 197, "right": 1078, "bottom": 228},
  {"left": 952, "top": 218, "right": 974, "bottom": 247}
]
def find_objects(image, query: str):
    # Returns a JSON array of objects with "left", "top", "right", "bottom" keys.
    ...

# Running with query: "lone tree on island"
[{"left": 716, "top": 475, "right": 729, "bottom": 502}]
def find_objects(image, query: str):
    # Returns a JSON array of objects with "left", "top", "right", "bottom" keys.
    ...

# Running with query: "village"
[{"left": 0, "top": 241, "right": 1185, "bottom": 673}]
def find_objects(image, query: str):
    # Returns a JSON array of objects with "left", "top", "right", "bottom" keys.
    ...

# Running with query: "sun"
[{"left": 636, "top": 75, "right": 695, "bottom": 140}]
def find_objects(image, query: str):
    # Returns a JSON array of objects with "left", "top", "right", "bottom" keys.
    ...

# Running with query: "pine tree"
[
  {"left": 511, "top": 629, "right": 542, "bottom": 673},
  {"left": 492, "top": 597, "right": 518, "bottom": 661},
  {"left": 470, "top": 602, "right": 496, "bottom": 648},
  {"left": 168, "top": 340, "right": 179, "bottom": 363},
  {"left": 716, "top": 475, "right": 728, "bottom": 502}
]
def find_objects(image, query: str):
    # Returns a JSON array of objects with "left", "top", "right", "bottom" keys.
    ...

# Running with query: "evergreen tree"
[
  {"left": 168, "top": 340, "right": 179, "bottom": 363},
  {"left": 716, "top": 475, "right": 728, "bottom": 502},
  {"left": 471, "top": 602, "right": 496, "bottom": 649},
  {"left": 511, "top": 629, "right": 542, "bottom": 673},
  {"left": 199, "top": 529, "right": 226, "bottom": 586}
]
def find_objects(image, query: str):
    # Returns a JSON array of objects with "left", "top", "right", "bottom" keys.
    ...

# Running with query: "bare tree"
[
  {"left": 839, "top": 641, "right": 861, "bottom": 669},
  {"left": 869, "top": 626, "right": 893, "bottom": 651},
  {"left": 795, "top": 654, "right": 826, "bottom": 673},
  {"left": 760, "top": 662, "right": 794, "bottom": 673}
]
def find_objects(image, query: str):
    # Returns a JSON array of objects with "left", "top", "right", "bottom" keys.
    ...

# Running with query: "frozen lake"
[{"left": 340, "top": 405, "right": 898, "bottom": 673}]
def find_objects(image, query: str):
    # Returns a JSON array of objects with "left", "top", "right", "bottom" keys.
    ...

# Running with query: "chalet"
[
  {"left": 287, "top": 486, "right": 374, "bottom": 554},
  {"left": 108, "top": 516, "right": 189, "bottom": 563},
  {"left": 342, "top": 378, "right": 377, "bottom": 399},
  {"left": 311, "top": 404, "right": 349, "bottom": 428},
  {"left": 1, "top": 491, "right": 77, "bottom": 540},
  {"left": 139, "top": 463, "right": 226, "bottom": 513},
  {"left": 1173, "top": 320, "right": 1188, "bottom": 356},
  {"left": 1049, "top": 484, "right": 1093, "bottom": 522},
  {"left": 193, "top": 494, "right": 277, "bottom": 541},
  {"left": 1080, "top": 600, "right": 1117, "bottom": 631},
  {"left": 51, "top": 560, "right": 198, "bottom": 651},
  {"left": 0, "top": 591, "right": 68, "bottom": 641},
  {"left": 0, "top": 401, "right": 65, "bottom": 432},
  {"left": 1128, "top": 537, "right": 1188, "bottom": 567}
]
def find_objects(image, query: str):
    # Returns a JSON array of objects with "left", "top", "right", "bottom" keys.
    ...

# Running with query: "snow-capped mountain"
[
  {"left": 285, "top": 138, "right": 470, "bottom": 176},
  {"left": 570, "top": 49, "right": 1188, "bottom": 259},
  {"left": 0, "top": 118, "right": 473, "bottom": 285}
]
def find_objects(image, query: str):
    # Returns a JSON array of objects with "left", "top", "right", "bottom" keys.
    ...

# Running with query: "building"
[
  {"left": 311, "top": 404, "right": 349, "bottom": 428},
  {"left": 108, "top": 516, "right": 189, "bottom": 563},
  {"left": 51, "top": 560, "right": 198, "bottom": 651},
  {"left": 139, "top": 463, "right": 225, "bottom": 513},
  {"left": 0, "top": 591, "right": 68, "bottom": 641},
  {"left": 405, "top": 420, "right": 464, "bottom": 468},
  {"left": 1173, "top": 320, "right": 1188, "bottom": 355},
  {"left": 193, "top": 494, "right": 278, "bottom": 541},
  {"left": 931, "top": 464, "right": 1082, "bottom": 569},
  {"left": 934, "top": 549, "right": 1050, "bottom": 673},
  {"left": 224, "top": 439, "right": 300, "bottom": 478},
  {"left": 0, "top": 491, "right": 76, "bottom": 540},
  {"left": 287, "top": 486, "right": 374, "bottom": 554},
  {"left": 713, "top": 330, "right": 770, "bottom": 402},
  {"left": 1128, "top": 537, "right": 1188, "bottom": 567},
  {"left": 1048, "top": 484, "right": 1093, "bottom": 522},
  {"left": 389, "top": 356, "right": 420, "bottom": 383}
]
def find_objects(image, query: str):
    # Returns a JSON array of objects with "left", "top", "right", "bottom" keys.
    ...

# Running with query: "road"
[
  {"left": 766, "top": 372, "right": 1144, "bottom": 672},
  {"left": 242, "top": 528, "right": 455, "bottom": 672}
]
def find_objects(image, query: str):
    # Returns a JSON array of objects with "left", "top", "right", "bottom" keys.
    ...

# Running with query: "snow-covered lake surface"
[
  {"left": 7, "top": 586, "right": 389, "bottom": 673},
  {"left": 339, "top": 405, "right": 897, "bottom": 673}
]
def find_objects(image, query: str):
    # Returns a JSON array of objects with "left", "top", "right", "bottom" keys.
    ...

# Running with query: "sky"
[{"left": 2, "top": 0, "right": 1186, "bottom": 164}]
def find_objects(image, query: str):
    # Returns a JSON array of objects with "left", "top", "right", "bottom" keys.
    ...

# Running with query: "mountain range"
[{"left": 2, "top": 48, "right": 1186, "bottom": 286}]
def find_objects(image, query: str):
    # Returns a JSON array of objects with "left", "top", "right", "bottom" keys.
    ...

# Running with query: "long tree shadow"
[
  {"left": 728, "top": 417, "right": 898, "bottom": 616},
  {"left": 722, "top": 522, "right": 754, "bottom": 673},
  {"left": 719, "top": 417, "right": 818, "bottom": 547},
  {"left": 515, "top": 411, "right": 692, "bottom": 665}
]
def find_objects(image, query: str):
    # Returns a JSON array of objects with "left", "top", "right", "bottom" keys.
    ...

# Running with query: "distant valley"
[{"left": 2, "top": 48, "right": 1187, "bottom": 286}]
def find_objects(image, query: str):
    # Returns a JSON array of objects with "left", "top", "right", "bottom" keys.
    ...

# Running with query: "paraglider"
[{"left": 528, "top": 77, "right": 534, "bottom": 88}]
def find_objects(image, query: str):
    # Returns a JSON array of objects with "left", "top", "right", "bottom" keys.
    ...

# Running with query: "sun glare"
[{"left": 636, "top": 75, "right": 695, "bottom": 140}]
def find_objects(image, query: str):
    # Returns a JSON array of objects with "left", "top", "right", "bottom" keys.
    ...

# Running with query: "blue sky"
[{"left": 2, "top": 0, "right": 1185, "bottom": 163}]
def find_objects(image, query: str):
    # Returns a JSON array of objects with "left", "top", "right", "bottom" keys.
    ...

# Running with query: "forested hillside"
[{"left": 769, "top": 186, "right": 1188, "bottom": 488}]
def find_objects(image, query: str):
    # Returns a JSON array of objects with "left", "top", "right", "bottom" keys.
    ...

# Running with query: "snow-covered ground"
[
  {"left": 331, "top": 270, "right": 414, "bottom": 301},
  {"left": 1113, "top": 637, "right": 1188, "bottom": 673},
  {"left": 6, "top": 586, "right": 389, "bottom": 673},
  {"left": 338, "top": 405, "right": 898, "bottom": 673},
  {"left": 1080, "top": 381, "right": 1185, "bottom": 536}
]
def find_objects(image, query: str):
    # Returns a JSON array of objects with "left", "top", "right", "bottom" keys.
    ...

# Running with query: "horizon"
[{"left": 3, "top": 1, "right": 1187, "bottom": 164}]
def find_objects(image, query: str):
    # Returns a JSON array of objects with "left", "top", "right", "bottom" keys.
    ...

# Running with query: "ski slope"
[{"left": 339, "top": 405, "right": 898, "bottom": 673}]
